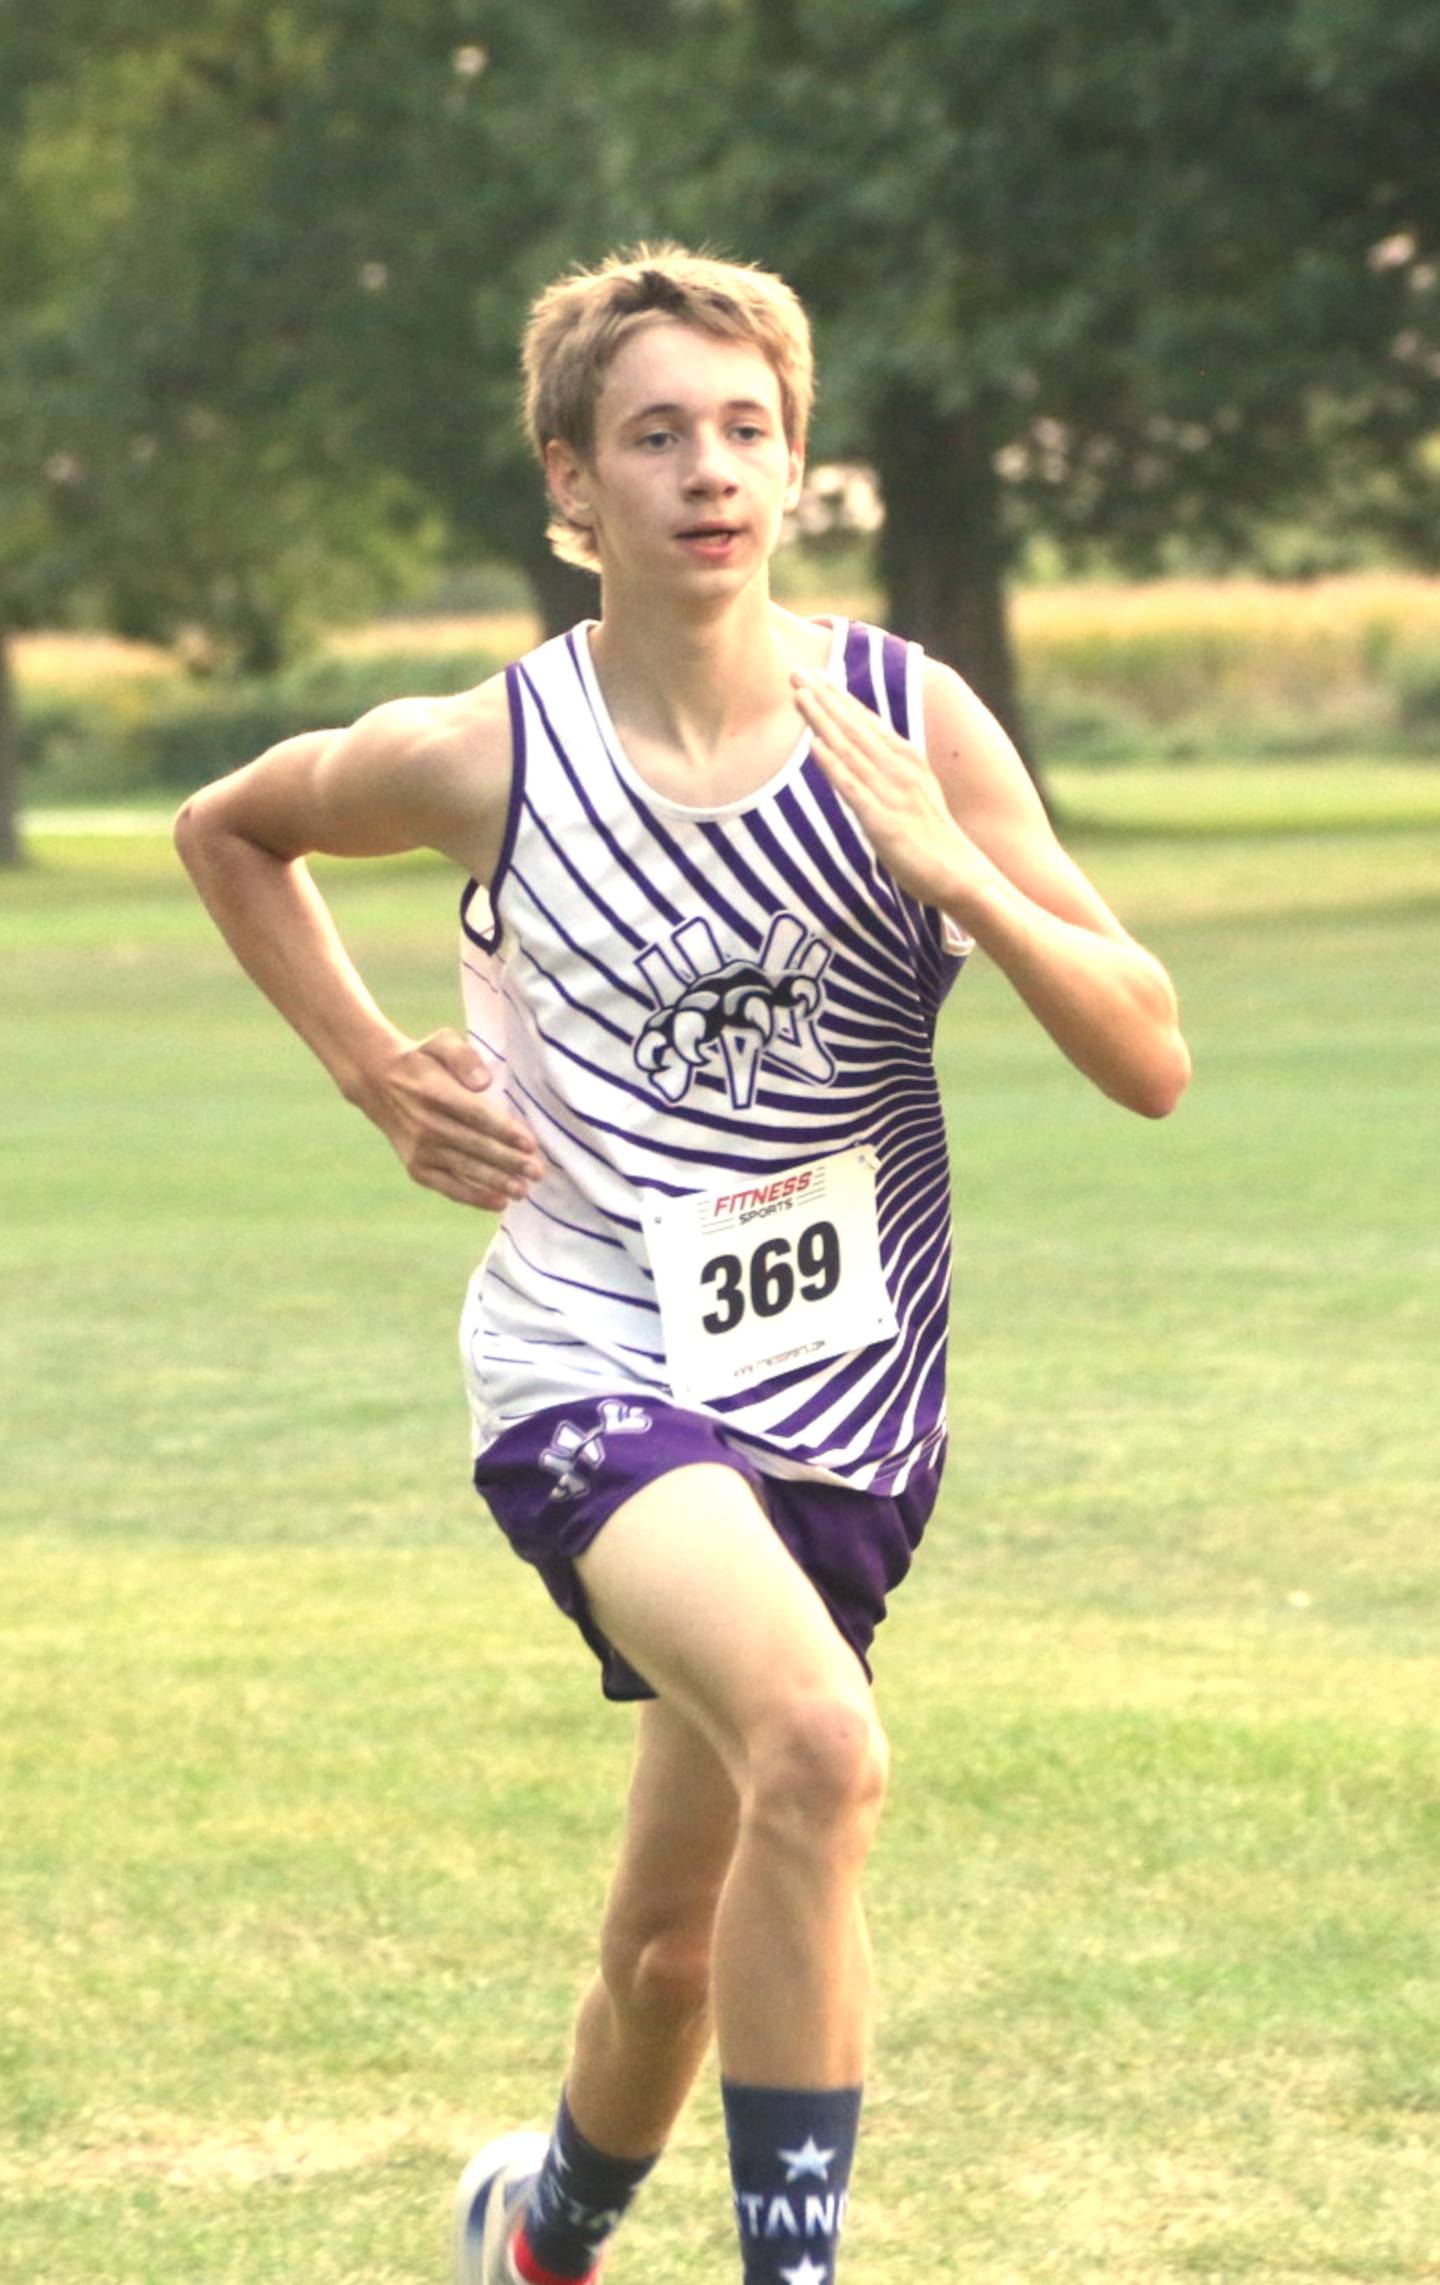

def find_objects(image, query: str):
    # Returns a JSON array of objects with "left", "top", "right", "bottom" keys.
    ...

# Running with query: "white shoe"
[{"left": 453, "top": 2129, "right": 549, "bottom": 2285}]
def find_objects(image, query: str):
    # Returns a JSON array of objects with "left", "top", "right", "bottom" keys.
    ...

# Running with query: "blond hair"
[{"left": 522, "top": 242, "right": 815, "bottom": 570}]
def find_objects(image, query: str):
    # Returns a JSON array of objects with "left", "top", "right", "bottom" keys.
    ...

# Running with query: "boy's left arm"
[{"left": 792, "top": 660, "right": 1191, "bottom": 1118}]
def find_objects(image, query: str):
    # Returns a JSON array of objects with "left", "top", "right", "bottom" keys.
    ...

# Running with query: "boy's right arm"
[{"left": 173, "top": 677, "right": 544, "bottom": 1211}]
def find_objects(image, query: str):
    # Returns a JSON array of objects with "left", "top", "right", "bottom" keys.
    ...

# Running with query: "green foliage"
[
  {"left": 0, "top": 9, "right": 456, "bottom": 666},
  {"left": 5, "top": 0, "right": 1440, "bottom": 815},
  {"left": 18, "top": 645, "right": 505, "bottom": 798},
  {"left": 624, "top": 0, "right": 1440, "bottom": 568},
  {"left": 1013, "top": 579, "right": 1440, "bottom": 759},
  {"left": 0, "top": 0, "right": 687, "bottom": 684},
  {"left": 1390, "top": 642, "right": 1440, "bottom": 732},
  {"left": 19, "top": 579, "right": 1440, "bottom": 800}
]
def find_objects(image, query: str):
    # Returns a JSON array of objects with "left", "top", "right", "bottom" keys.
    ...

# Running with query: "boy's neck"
[{"left": 587, "top": 577, "right": 801, "bottom": 762}]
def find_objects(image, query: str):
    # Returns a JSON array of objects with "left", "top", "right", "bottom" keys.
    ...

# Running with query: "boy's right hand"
[{"left": 351, "top": 1030, "right": 545, "bottom": 1211}]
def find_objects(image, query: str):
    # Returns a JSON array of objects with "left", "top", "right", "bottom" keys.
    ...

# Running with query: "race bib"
[{"left": 643, "top": 1144, "right": 898, "bottom": 1406}]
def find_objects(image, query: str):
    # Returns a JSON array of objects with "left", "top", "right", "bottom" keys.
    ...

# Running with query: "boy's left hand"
[{"left": 791, "top": 668, "right": 973, "bottom": 914}]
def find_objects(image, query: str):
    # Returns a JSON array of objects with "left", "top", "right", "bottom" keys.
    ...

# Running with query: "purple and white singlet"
[{"left": 458, "top": 618, "right": 968, "bottom": 1494}]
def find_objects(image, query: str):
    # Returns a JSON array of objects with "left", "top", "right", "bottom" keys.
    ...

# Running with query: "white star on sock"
[
  {"left": 779, "top": 2259, "right": 829, "bottom": 2285},
  {"left": 776, "top": 2135, "right": 835, "bottom": 2182}
]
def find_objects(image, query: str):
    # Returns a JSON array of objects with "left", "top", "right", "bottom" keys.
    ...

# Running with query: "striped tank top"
[{"left": 458, "top": 617, "right": 968, "bottom": 1494}]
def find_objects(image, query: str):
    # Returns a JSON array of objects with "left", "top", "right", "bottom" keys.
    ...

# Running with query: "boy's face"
[{"left": 546, "top": 318, "right": 803, "bottom": 595}]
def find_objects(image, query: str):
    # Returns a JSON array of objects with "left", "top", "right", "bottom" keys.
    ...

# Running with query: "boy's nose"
[{"left": 684, "top": 437, "right": 739, "bottom": 493}]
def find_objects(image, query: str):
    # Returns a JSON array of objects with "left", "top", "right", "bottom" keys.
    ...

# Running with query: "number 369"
[{"left": 699, "top": 1220, "right": 841, "bottom": 1335}]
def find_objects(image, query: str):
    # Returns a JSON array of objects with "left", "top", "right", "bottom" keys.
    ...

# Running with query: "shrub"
[
  {"left": 1389, "top": 642, "right": 1440, "bottom": 740},
  {"left": 18, "top": 575, "right": 1440, "bottom": 797},
  {"left": 1016, "top": 576, "right": 1440, "bottom": 762},
  {"left": 21, "top": 648, "right": 505, "bottom": 797}
]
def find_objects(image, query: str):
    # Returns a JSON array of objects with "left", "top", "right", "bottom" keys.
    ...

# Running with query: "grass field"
[{"left": 3, "top": 784, "right": 1439, "bottom": 2283}]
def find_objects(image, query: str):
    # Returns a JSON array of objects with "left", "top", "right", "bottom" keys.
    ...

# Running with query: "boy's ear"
[
  {"left": 785, "top": 446, "right": 805, "bottom": 516},
  {"left": 544, "top": 438, "right": 594, "bottom": 530}
]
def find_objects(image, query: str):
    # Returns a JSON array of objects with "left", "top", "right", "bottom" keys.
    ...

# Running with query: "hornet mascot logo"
[{"left": 632, "top": 912, "right": 835, "bottom": 1110}]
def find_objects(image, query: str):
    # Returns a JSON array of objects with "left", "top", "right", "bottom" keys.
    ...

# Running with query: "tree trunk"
[
  {"left": 0, "top": 619, "right": 23, "bottom": 868},
  {"left": 523, "top": 544, "right": 600, "bottom": 642},
  {"left": 869, "top": 382, "right": 1046, "bottom": 801}
]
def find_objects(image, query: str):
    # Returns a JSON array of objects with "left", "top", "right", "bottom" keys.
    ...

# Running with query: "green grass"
[
  {"left": 1051, "top": 757, "right": 1440, "bottom": 836},
  {"left": 3, "top": 785, "right": 1439, "bottom": 2283}
]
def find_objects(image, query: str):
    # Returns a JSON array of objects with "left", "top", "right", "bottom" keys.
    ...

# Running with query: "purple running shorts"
[{"left": 472, "top": 1394, "right": 944, "bottom": 1702}]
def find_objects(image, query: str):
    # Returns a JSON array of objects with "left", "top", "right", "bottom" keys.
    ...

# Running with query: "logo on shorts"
[
  {"left": 540, "top": 1398, "right": 653, "bottom": 1502},
  {"left": 632, "top": 912, "right": 834, "bottom": 1111}
]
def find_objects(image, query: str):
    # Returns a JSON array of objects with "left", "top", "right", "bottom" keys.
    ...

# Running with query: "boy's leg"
[
  {"left": 576, "top": 1462, "right": 884, "bottom": 2281},
  {"left": 460, "top": 1460, "right": 883, "bottom": 2285},
  {"left": 471, "top": 1700, "right": 739, "bottom": 2285},
  {"left": 566, "top": 1695, "right": 741, "bottom": 2155},
  {"left": 576, "top": 1462, "right": 887, "bottom": 2091}
]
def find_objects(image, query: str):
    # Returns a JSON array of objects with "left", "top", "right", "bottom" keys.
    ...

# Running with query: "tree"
[
  {"left": 7, "top": 0, "right": 1439, "bottom": 859},
  {"left": 0, "top": 9, "right": 73, "bottom": 864},
  {"left": 0, "top": 0, "right": 670, "bottom": 857},
  {"left": 604, "top": 0, "right": 1440, "bottom": 768},
  {"left": 0, "top": 2, "right": 446, "bottom": 860}
]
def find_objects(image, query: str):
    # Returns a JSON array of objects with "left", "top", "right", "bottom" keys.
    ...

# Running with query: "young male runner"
[{"left": 176, "top": 244, "right": 1190, "bottom": 2284}]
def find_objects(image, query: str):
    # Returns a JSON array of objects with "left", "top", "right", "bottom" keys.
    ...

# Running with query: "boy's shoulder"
[
  {"left": 426, "top": 665, "right": 513, "bottom": 744},
  {"left": 316, "top": 670, "right": 516, "bottom": 876},
  {"left": 506, "top": 618, "right": 592, "bottom": 677},
  {"left": 351, "top": 667, "right": 512, "bottom": 777}
]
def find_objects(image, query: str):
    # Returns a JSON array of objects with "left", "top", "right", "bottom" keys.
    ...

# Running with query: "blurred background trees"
[
  {"left": 2, "top": 0, "right": 1439, "bottom": 856},
  {"left": 616, "top": 0, "right": 1440, "bottom": 748}
]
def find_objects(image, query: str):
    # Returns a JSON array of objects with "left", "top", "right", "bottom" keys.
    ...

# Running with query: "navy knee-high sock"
[
  {"left": 514, "top": 2091, "right": 658, "bottom": 2282},
  {"left": 721, "top": 2081, "right": 862, "bottom": 2284}
]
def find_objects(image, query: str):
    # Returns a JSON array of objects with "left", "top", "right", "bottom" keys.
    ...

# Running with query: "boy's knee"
[{"left": 746, "top": 1691, "right": 889, "bottom": 1848}]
